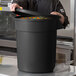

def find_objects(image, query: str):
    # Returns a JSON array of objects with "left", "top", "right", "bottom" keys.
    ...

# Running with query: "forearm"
[{"left": 55, "top": 0, "right": 69, "bottom": 28}]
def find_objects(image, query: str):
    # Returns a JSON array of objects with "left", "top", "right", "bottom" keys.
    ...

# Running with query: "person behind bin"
[{"left": 10, "top": 0, "right": 69, "bottom": 28}]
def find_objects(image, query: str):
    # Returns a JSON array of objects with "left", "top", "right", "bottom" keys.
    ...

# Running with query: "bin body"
[{"left": 15, "top": 16, "right": 58, "bottom": 73}]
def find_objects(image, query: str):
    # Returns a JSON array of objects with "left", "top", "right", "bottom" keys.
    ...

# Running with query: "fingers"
[
  {"left": 51, "top": 12, "right": 60, "bottom": 15},
  {"left": 10, "top": 3, "right": 23, "bottom": 11},
  {"left": 20, "top": 7, "right": 23, "bottom": 9}
]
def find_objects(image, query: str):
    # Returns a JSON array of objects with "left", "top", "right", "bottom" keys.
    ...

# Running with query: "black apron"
[{"left": 27, "top": 0, "right": 52, "bottom": 14}]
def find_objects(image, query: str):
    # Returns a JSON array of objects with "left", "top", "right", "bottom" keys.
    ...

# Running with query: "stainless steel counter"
[
  {"left": 0, "top": 65, "right": 75, "bottom": 76},
  {"left": 0, "top": 56, "right": 75, "bottom": 76}
]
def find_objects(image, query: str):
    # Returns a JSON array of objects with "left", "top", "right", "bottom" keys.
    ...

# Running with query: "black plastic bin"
[{"left": 14, "top": 9, "right": 61, "bottom": 73}]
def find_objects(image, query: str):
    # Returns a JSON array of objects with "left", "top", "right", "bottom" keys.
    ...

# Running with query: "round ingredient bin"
[{"left": 14, "top": 9, "right": 61, "bottom": 73}]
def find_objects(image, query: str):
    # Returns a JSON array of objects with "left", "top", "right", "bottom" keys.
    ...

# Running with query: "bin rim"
[{"left": 14, "top": 15, "right": 60, "bottom": 22}]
